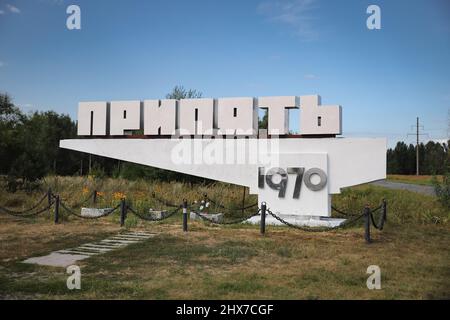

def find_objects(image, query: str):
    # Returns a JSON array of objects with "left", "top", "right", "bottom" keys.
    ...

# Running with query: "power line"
[{"left": 407, "top": 117, "right": 429, "bottom": 176}]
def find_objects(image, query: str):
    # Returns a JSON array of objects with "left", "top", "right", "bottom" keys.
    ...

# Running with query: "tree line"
[
  {"left": 387, "top": 141, "right": 449, "bottom": 175},
  {"left": 1, "top": 89, "right": 449, "bottom": 191}
]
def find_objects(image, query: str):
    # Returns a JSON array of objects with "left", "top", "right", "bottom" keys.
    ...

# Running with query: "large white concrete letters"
[
  {"left": 77, "top": 101, "right": 107, "bottom": 136},
  {"left": 257, "top": 96, "right": 299, "bottom": 135},
  {"left": 144, "top": 99, "right": 177, "bottom": 135},
  {"left": 217, "top": 97, "right": 258, "bottom": 136},
  {"left": 179, "top": 98, "right": 214, "bottom": 135},
  {"left": 300, "top": 95, "right": 342, "bottom": 135},
  {"left": 110, "top": 100, "right": 140, "bottom": 136}
]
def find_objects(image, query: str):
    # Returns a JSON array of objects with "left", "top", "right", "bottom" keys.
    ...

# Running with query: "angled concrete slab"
[{"left": 23, "top": 252, "right": 90, "bottom": 267}]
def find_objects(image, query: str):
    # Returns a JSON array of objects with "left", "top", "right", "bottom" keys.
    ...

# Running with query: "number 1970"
[{"left": 258, "top": 167, "right": 327, "bottom": 199}]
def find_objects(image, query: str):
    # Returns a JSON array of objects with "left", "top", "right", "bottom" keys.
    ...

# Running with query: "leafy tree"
[
  {"left": 7, "top": 111, "right": 81, "bottom": 184},
  {"left": 0, "top": 93, "right": 25, "bottom": 175},
  {"left": 166, "top": 85, "right": 202, "bottom": 100},
  {"left": 259, "top": 112, "right": 268, "bottom": 130}
]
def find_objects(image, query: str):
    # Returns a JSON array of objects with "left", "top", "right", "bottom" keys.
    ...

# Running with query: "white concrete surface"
[
  {"left": 23, "top": 252, "right": 90, "bottom": 267},
  {"left": 190, "top": 212, "right": 223, "bottom": 222},
  {"left": 110, "top": 100, "right": 141, "bottom": 135},
  {"left": 217, "top": 97, "right": 258, "bottom": 136},
  {"left": 75, "top": 95, "right": 343, "bottom": 137},
  {"left": 179, "top": 98, "right": 214, "bottom": 135},
  {"left": 60, "top": 138, "right": 386, "bottom": 217},
  {"left": 258, "top": 153, "right": 329, "bottom": 216},
  {"left": 257, "top": 96, "right": 299, "bottom": 135},
  {"left": 144, "top": 99, "right": 177, "bottom": 135},
  {"left": 245, "top": 215, "right": 346, "bottom": 227},
  {"left": 80, "top": 207, "right": 113, "bottom": 218},
  {"left": 77, "top": 101, "right": 108, "bottom": 136},
  {"left": 299, "top": 95, "right": 342, "bottom": 135}
]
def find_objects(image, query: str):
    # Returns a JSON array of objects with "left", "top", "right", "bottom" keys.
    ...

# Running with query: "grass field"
[
  {"left": 387, "top": 174, "right": 443, "bottom": 186},
  {"left": 0, "top": 176, "right": 449, "bottom": 299}
]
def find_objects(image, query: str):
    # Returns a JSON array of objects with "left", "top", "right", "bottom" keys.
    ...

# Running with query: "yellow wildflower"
[{"left": 113, "top": 192, "right": 126, "bottom": 200}]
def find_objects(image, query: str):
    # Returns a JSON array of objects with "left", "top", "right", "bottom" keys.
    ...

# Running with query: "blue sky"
[{"left": 0, "top": 0, "right": 449, "bottom": 147}]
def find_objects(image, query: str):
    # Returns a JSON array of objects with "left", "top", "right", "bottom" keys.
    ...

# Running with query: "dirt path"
[{"left": 370, "top": 180, "right": 436, "bottom": 196}]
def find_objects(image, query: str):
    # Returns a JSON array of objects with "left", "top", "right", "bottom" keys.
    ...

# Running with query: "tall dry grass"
[{"left": 0, "top": 175, "right": 448, "bottom": 225}]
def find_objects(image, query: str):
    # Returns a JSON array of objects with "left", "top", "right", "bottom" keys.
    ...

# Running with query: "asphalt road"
[{"left": 369, "top": 180, "right": 436, "bottom": 196}]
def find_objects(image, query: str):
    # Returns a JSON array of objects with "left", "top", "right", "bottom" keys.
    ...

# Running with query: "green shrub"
[{"left": 433, "top": 173, "right": 450, "bottom": 209}]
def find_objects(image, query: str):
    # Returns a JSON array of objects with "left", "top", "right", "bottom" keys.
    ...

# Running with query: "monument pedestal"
[{"left": 245, "top": 215, "right": 346, "bottom": 228}]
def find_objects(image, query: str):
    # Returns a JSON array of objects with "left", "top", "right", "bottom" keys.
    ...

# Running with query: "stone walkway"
[{"left": 22, "top": 231, "right": 155, "bottom": 267}]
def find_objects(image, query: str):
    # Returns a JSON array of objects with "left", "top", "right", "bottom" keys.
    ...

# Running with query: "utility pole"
[
  {"left": 416, "top": 117, "right": 419, "bottom": 176},
  {"left": 407, "top": 117, "right": 428, "bottom": 176}
]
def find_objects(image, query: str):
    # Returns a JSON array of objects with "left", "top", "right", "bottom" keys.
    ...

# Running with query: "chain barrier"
[
  {"left": 191, "top": 208, "right": 261, "bottom": 225},
  {"left": 151, "top": 192, "right": 181, "bottom": 208},
  {"left": 266, "top": 209, "right": 366, "bottom": 232},
  {"left": 127, "top": 205, "right": 182, "bottom": 221},
  {"left": 331, "top": 205, "right": 360, "bottom": 217},
  {"left": 331, "top": 204, "right": 382, "bottom": 217},
  {"left": 0, "top": 192, "right": 48, "bottom": 215},
  {"left": 369, "top": 208, "right": 386, "bottom": 230},
  {"left": 0, "top": 200, "right": 55, "bottom": 218},
  {"left": 205, "top": 196, "right": 259, "bottom": 211},
  {"left": 59, "top": 199, "right": 120, "bottom": 219},
  {"left": 0, "top": 186, "right": 387, "bottom": 243},
  {"left": 66, "top": 190, "right": 96, "bottom": 208}
]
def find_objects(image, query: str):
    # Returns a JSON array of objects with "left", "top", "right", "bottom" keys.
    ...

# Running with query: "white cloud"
[
  {"left": 0, "top": 10, "right": 5, "bottom": 15},
  {"left": 0, "top": 61, "right": 4, "bottom": 67},
  {"left": 6, "top": 4, "right": 21, "bottom": 14},
  {"left": 257, "top": 0, "right": 319, "bottom": 40}
]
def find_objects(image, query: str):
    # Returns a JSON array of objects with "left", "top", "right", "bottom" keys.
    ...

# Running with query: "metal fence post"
[
  {"left": 183, "top": 199, "right": 188, "bottom": 232},
  {"left": 260, "top": 202, "right": 266, "bottom": 235},
  {"left": 47, "top": 188, "right": 52, "bottom": 215},
  {"left": 54, "top": 195, "right": 60, "bottom": 224},
  {"left": 364, "top": 205, "right": 371, "bottom": 243},
  {"left": 120, "top": 198, "right": 127, "bottom": 227},
  {"left": 203, "top": 194, "right": 208, "bottom": 213},
  {"left": 376, "top": 199, "right": 387, "bottom": 231}
]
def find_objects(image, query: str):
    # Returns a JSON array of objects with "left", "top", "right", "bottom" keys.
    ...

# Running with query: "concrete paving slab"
[
  {"left": 77, "top": 246, "right": 113, "bottom": 252},
  {"left": 24, "top": 231, "right": 156, "bottom": 268},
  {"left": 99, "top": 240, "right": 128, "bottom": 245},
  {"left": 109, "top": 237, "right": 140, "bottom": 242},
  {"left": 83, "top": 243, "right": 121, "bottom": 249},
  {"left": 23, "top": 252, "right": 90, "bottom": 267},
  {"left": 56, "top": 250, "right": 99, "bottom": 256},
  {"left": 117, "top": 234, "right": 152, "bottom": 239}
]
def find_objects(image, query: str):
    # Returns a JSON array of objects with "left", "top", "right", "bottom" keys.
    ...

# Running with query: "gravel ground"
[{"left": 370, "top": 180, "right": 436, "bottom": 196}]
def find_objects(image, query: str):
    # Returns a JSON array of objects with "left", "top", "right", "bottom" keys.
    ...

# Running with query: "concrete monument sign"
[{"left": 61, "top": 95, "right": 386, "bottom": 224}]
